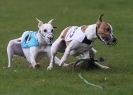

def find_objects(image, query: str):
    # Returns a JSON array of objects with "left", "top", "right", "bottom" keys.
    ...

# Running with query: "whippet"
[
  {"left": 7, "top": 18, "right": 64, "bottom": 69},
  {"left": 47, "top": 14, "right": 117, "bottom": 70}
]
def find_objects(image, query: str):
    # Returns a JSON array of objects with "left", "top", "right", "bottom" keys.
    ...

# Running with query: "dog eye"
[
  {"left": 107, "top": 28, "right": 111, "bottom": 32},
  {"left": 51, "top": 29, "right": 54, "bottom": 32},
  {"left": 43, "top": 29, "right": 47, "bottom": 32}
]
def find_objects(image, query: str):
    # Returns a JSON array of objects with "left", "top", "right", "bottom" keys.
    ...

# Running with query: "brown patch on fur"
[
  {"left": 81, "top": 25, "right": 88, "bottom": 33},
  {"left": 97, "top": 22, "right": 111, "bottom": 37},
  {"left": 60, "top": 26, "right": 72, "bottom": 39}
]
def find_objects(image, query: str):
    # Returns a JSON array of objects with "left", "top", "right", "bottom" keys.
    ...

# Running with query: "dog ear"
[
  {"left": 98, "top": 14, "right": 104, "bottom": 22},
  {"left": 48, "top": 19, "right": 54, "bottom": 24},
  {"left": 36, "top": 18, "right": 43, "bottom": 28},
  {"left": 96, "top": 14, "right": 104, "bottom": 28},
  {"left": 53, "top": 26, "right": 57, "bottom": 28}
]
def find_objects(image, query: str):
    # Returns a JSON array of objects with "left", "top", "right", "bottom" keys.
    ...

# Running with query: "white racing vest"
[{"left": 65, "top": 26, "right": 85, "bottom": 42}]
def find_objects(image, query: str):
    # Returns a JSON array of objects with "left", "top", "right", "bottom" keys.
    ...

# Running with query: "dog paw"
[
  {"left": 47, "top": 66, "right": 53, "bottom": 70},
  {"left": 102, "top": 66, "right": 110, "bottom": 69},
  {"left": 35, "top": 64, "right": 40, "bottom": 69},
  {"left": 63, "top": 63, "right": 69, "bottom": 67},
  {"left": 7, "top": 65, "right": 11, "bottom": 68},
  {"left": 59, "top": 63, "right": 62, "bottom": 66}
]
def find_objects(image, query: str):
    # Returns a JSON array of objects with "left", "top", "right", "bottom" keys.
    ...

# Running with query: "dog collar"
[{"left": 96, "top": 27, "right": 103, "bottom": 42}]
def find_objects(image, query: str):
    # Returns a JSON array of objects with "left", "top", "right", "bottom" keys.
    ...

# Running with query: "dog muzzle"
[
  {"left": 97, "top": 33, "right": 117, "bottom": 46},
  {"left": 40, "top": 32, "right": 54, "bottom": 45},
  {"left": 44, "top": 33, "right": 54, "bottom": 45}
]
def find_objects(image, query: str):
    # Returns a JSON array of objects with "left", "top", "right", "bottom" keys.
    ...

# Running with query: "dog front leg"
[
  {"left": 29, "top": 48, "right": 39, "bottom": 69},
  {"left": 59, "top": 40, "right": 81, "bottom": 66},
  {"left": 46, "top": 48, "right": 57, "bottom": 68},
  {"left": 30, "top": 56, "right": 37, "bottom": 69},
  {"left": 46, "top": 47, "right": 69, "bottom": 68},
  {"left": 47, "top": 38, "right": 63, "bottom": 70}
]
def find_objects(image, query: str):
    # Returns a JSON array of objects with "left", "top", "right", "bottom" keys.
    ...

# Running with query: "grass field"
[{"left": 0, "top": 0, "right": 133, "bottom": 95}]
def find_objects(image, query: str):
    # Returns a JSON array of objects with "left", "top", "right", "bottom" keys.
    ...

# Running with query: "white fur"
[{"left": 7, "top": 19, "right": 61, "bottom": 69}]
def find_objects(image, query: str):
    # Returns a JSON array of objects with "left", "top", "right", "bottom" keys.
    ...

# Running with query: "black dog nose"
[
  {"left": 112, "top": 37, "right": 117, "bottom": 43},
  {"left": 48, "top": 35, "right": 54, "bottom": 40}
]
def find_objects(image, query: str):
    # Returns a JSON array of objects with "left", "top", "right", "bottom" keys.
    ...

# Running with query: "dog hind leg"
[{"left": 7, "top": 41, "right": 14, "bottom": 68}]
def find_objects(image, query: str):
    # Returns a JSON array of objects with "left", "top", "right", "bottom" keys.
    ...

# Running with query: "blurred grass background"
[{"left": 0, "top": 0, "right": 133, "bottom": 95}]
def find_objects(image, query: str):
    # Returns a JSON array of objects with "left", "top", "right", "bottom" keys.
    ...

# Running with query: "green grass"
[{"left": 0, "top": 0, "right": 133, "bottom": 95}]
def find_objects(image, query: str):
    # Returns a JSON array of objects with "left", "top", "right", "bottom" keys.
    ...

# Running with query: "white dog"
[
  {"left": 47, "top": 14, "right": 117, "bottom": 70},
  {"left": 7, "top": 18, "right": 62, "bottom": 69}
]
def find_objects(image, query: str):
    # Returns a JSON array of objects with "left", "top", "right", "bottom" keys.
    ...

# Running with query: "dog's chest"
[{"left": 37, "top": 45, "right": 51, "bottom": 53}]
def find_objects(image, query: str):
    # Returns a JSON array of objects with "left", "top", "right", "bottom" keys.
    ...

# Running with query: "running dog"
[
  {"left": 7, "top": 18, "right": 62, "bottom": 69},
  {"left": 47, "top": 14, "right": 117, "bottom": 70}
]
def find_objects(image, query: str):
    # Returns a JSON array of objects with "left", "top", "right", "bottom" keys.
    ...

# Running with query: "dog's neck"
[
  {"left": 36, "top": 31, "right": 47, "bottom": 46},
  {"left": 84, "top": 24, "right": 97, "bottom": 41}
]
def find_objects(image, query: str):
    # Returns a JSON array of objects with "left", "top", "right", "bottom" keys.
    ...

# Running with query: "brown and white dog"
[{"left": 47, "top": 14, "right": 117, "bottom": 70}]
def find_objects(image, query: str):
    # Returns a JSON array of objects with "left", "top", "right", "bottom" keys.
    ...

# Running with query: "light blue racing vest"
[{"left": 21, "top": 31, "right": 39, "bottom": 48}]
